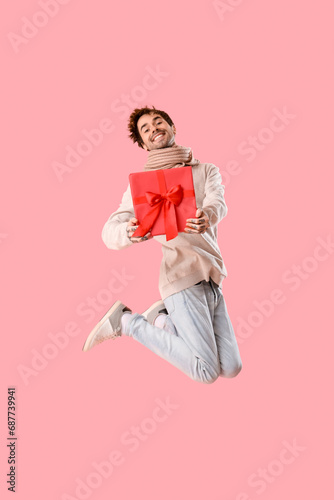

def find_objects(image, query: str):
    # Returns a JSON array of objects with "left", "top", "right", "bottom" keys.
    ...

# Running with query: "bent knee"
[
  {"left": 192, "top": 366, "right": 220, "bottom": 385},
  {"left": 221, "top": 361, "right": 242, "bottom": 379},
  {"left": 202, "top": 373, "right": 220, "bottom": 384},
  {"left": 202, "top": 367, "right": 222, "bottom": 384}
]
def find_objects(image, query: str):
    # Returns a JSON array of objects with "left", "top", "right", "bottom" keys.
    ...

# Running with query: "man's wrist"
[{"left": 201, "top": 208, "right": 211, "bottom": 224}]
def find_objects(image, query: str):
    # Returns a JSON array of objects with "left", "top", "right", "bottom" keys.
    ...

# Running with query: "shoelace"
[{"left": 94, "top": 331, "right": 122, "bottom": 344}]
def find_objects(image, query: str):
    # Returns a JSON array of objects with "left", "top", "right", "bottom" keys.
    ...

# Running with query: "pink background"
[{"left": 1, "top": 1, "right": 333, "bottom": 499}]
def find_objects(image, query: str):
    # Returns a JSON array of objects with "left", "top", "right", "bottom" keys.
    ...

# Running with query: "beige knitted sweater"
[{"left": 101, "top": 162, "right": 228, "bottom": 300}]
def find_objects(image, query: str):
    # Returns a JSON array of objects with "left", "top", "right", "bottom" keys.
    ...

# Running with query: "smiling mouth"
[{"left": 152, "top": 132, "right": 165, "bottom": 142}]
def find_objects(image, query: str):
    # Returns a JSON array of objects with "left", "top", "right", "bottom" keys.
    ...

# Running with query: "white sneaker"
[
  {"left": 142, "top": 300, "right": 167, "bottom": 324},
  {"left": 82, "top": 300, "right": 132, "bottom": 352}
]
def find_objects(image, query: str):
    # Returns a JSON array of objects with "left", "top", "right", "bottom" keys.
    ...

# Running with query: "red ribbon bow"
[{"left": 132, "top": 184, "right": 183, "bottom": 241}]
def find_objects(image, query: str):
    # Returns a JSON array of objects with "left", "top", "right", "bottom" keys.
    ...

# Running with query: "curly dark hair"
[{"left": 128, "top": 106, "right": 174, "bottom": 149}]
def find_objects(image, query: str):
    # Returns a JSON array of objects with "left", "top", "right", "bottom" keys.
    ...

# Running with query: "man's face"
[{"left": 137, "top": 113, "right": 176, "bottom": 151}]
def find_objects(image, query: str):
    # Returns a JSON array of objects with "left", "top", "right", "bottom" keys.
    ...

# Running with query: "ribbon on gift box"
[{"left": 132, "top": 169, "right": 195, "bottom": 241}]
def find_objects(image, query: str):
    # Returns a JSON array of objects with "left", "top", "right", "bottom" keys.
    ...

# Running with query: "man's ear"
[{"left": 172, "top": 125, "right": 176, "bottom": 134}]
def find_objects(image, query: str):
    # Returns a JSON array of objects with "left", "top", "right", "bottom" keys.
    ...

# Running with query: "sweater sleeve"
[
  {"left": 101, "top": 184, "right": 135, "bottom": 250},
  {"left": 201, "top": 164, "right": 228, "bottom": 227}
]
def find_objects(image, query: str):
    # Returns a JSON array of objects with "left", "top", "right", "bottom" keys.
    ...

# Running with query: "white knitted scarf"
[{"left": 144, "top": 143, "right": 200, "bottom": 170}]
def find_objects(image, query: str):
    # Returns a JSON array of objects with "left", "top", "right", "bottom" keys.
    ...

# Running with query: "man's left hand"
[{"left": 184, "top": 208, "right": 210, "bottom": 234}]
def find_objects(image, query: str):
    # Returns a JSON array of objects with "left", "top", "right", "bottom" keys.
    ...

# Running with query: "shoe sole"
[{"left": 82, "top": 300, "right": 122, "bottom": 352}]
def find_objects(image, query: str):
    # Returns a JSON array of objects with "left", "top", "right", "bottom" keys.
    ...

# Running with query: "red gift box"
[{"left": 129, "top": 166, "right": 197, "bottom": 241}]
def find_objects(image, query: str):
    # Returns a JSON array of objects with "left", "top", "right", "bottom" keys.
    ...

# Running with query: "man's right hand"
[{"left": 126, "top": 218, "right": 153, "bottom": 243}]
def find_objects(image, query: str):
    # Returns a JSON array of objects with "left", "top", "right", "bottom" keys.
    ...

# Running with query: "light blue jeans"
[{"left": 125, "top": 278, "right": 242, "bottom": 384}]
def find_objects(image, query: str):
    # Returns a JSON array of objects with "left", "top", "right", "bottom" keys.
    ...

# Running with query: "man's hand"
[
  {"left": 126, "top": 218, "right": 153, "bottom": 243},
  {"left": 184, "top": 208, "right": 210, "bottom": 234}
]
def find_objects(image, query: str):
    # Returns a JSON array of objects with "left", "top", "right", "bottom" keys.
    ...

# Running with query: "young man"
[{"left": 82, "top": 106, "right": 242, "bottom": 384}]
